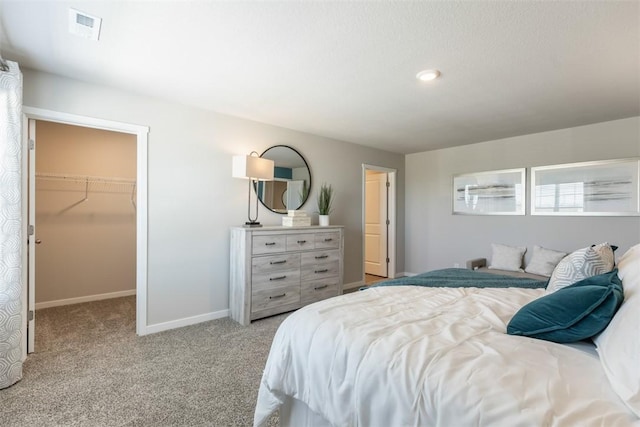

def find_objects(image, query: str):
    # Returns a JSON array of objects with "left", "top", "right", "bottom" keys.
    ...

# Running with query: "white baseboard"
[
  {"left": 37, "top": 290, "right": 231, "bottom": 337},
  {"left": 343, "top": 281, "right": 365, "bottom": 290},
  {"left": 142, "top": 309, "right": 230, "bottom": 336},
  {"left": 36, "top": 289, "right": 137, "bottom": 309}
]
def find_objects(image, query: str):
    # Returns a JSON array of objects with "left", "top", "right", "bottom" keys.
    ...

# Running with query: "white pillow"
[
  {"left": 594, "top": 244, "right": 640, "bottom": 417},
  {"left": 546, "top": 243, "right": 615, "bottom": 294},
  {"left": 488, "top": 243, "right": 526, "bottom": 272},
  {"left": 524, "top": 245, "right": 567, "bottom": 277}
]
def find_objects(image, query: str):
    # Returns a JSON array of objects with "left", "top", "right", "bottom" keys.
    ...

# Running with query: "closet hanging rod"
[{"left": 35, "top": 172, "right": 136, "bottom": 185}]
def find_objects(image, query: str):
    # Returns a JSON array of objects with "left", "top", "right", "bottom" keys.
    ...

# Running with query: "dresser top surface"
[{"left": 231, "top": 225, "right": 344, "bottom": 232}]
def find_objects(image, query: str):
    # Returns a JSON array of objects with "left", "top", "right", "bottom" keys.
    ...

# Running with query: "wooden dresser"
[{"left": 230, "top": 226, "right": 344, "bottom": 326}]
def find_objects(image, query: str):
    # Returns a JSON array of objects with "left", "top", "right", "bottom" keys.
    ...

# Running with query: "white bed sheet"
[{"left": 255, "top": 286, "right": 639, "bottom": 427}]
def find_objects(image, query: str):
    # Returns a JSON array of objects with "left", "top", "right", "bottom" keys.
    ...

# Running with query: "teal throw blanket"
[{"left": 368, "top": 268, "right": 547, "bottom": 290}]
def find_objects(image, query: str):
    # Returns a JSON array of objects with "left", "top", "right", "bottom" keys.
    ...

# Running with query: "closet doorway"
[
  {"left": 362, "top": 164, "right": 397, "bottom": 286},
  {"left": 23, "top": 108, "right": 149, "bottom": 354}
]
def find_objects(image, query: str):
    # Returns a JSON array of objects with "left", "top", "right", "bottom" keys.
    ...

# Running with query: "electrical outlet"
[{"left": 453, "top": 263, "right": 460, "bottom": 268}]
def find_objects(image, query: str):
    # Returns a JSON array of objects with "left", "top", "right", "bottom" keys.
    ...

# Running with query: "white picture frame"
[
  {"left": 531, "top": 158, "right": 640, "bottom": 216},
  {"left": 453, "top": 168, "right": 526, "bottom": 215}
]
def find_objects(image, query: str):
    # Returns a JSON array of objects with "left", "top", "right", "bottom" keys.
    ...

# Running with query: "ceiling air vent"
[{"left": 68, "top": 8, "right": 102, "bottom": 41}]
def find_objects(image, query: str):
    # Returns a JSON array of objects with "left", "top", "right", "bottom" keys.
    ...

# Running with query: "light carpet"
[{"left": 1, "top": 296, "right": 285, "bottom": 426}]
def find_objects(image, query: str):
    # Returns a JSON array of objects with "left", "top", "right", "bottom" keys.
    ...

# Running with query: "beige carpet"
[{"left": 1, "top": 296, "right": 285, "bottom": 426}]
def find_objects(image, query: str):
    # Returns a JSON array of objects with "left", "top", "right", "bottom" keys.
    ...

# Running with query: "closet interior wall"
[{"left": 35, "top": 120, "right": 137, "bottom": 307}]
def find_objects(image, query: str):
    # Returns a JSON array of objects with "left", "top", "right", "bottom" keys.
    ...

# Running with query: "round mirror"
[{"left": 256, "top": 145, "right": 311, "bottom": 214}]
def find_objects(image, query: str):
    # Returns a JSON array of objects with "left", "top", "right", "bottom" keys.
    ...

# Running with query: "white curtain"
[{"left": 0, "top": 60, "right": 23, "bottom": 389}]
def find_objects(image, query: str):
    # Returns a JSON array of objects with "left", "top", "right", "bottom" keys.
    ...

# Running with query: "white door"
[
  {"left": 286, "top": 180, "right": 304, "bottom": 210},
  {"left": 27, "top": 119, "right": 36, "bottom": 353},
  {"left": 365, "top": 171, "right": 388, "bottom": 277}
]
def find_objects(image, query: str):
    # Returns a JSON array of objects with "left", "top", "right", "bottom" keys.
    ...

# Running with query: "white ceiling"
[{"left": 1, "top": 1, "right": 638, "bottom": 154}]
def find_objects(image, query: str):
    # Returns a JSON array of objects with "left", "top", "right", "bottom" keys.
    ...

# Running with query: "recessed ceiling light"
[{"left": 416, "top": 69, "right": 441, "bottom": 82}]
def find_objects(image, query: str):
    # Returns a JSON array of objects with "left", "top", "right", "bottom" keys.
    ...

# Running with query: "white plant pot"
[{"left": 319, "top": 215, "right": 330, "bottom": 226}]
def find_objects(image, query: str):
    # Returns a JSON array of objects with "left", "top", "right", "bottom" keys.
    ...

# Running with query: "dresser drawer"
[
  {"left": 252, "top": 253, "right": 301, "bottom": 275},
  {"left": 301, "top": 249, "right": 340, "bottom": 266},
  {"left": 301, "top": 278, "right": 340, "bottom": 305},
  {"left": 314, "top": 232, "right": 340, "bottom": 249},
  {"left": 251, "top": 284, "right": 300, "bottom": 315},
  {"left": 252, "top": 235, "right": 287, "bottom": 255},
  {"left": 286, "top": 234, "right": 315, "bottom": 251},
  {"left": 301, "top": 260, "right": 340, "bottom": 281},
  {"left": 252, "top": 268, "right": 300, "bottom": 291}
]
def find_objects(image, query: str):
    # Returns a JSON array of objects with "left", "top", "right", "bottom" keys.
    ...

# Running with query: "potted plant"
[
  {"left": 317, "top": 183, "right": 334, "bottom": 226},
  {"left": 298, "top": 180, "right": 309, "bottom": 206}
]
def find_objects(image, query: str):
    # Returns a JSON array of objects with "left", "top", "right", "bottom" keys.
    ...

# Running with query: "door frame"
[
  {"left": 364, "top": 169, "right": 388, "bottom": 277},
  {"left": 361, "top": 164, "right": 397, "bottom": 283},
  {"left": 21, "top": 107, "right": 150, "bottom": 356}
]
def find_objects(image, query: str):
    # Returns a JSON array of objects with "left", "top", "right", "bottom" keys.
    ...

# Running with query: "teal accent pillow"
[{"left": 507, "top": 269, "right": 624, "bottom": 343}]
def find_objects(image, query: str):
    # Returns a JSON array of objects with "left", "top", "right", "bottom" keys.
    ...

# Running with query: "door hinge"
[
  {"left": 386, "top": 257, "right": 390, "bottom": 263},
  {"left": 386, "top": 219, "right": 390, "bottom": 225},
  {"left": 386, "top": 181, "right": 390, "bottom": 188},
  {"left": 28, "top": 310, "right": 34, "bottom": 321},
  {"left": 28, "top": 225, "right": 34, "bottom": 236},
  {"left": 29, "top": 139, "right": 35, "bottom": 150}
]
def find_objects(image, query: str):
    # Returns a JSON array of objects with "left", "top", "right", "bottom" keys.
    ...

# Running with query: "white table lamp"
[{"left": 232, "top": 152, "right": 274, "bottom": 227}]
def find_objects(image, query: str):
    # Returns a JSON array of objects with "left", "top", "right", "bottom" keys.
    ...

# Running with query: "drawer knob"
[
  {"left": 324, "top": 238, "right": 333, "bottom": 242},
  {"left": 269, "top": 293, "right": 286, "bottom": 299},
  {"left": 314, "top": 269, "right": 329, "bottom": 274},
  {"left": 315, "top": 254, "right": 329, "bottom": 259},
  {"left": 269, "top": 275, "right": 287, "bottom": 281},
  {"left": 314, "top": 285, "right": 328, "bottom": 291},
  {"left": 297, "top": 240, "right": 307, "bottom": 244},
  {"left": 265, "top": 242, "right": 276, "bottom": 246},
  {"left": 270, "top": 260, "right": 287, "bottom": 265}
]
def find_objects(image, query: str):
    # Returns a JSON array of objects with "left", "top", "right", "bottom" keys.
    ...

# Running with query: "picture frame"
[
  {"left": 531, "top": 158, "right": 640, "bottom": 216},
  {"left": 453, "top": 168, "right": 526, "bottom": 215}
]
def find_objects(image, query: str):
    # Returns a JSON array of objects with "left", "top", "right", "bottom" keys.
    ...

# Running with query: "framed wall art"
[
  {"left": 531, "top": 158, "right": 640, "bottom": 216},
  {"left": 453, "top": 168, "right": 526, "bottom": 215}
]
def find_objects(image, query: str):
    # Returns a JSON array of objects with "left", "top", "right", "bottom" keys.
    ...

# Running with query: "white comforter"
[{"left": 255, "top": 286, "right": 639, "bottom": 427}]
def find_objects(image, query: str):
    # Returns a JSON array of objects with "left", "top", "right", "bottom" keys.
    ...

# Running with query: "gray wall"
[
  {"left": 405, "top": 117, "right": 640, "bottom": 274},
  {"left": 23, "top": 68, "right": 405, "bottom": 326}
]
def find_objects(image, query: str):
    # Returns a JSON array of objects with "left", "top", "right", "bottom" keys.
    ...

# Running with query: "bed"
[{"left": 254, "top": 244, "right": 640, "bottom": 427}]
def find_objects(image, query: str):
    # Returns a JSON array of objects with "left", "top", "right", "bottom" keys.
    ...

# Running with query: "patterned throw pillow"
[{"left": 546, "top": 243, "right": 615, "bottom": 294}]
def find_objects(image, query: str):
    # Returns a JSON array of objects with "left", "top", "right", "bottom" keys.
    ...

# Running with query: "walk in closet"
[{"left": 34, "top": 121, "right": 137, "bottom": 309}]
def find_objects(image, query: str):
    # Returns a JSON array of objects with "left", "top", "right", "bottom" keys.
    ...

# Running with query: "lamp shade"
[{"left": 232, "top": 155, "right": 274, "bottom": 181}]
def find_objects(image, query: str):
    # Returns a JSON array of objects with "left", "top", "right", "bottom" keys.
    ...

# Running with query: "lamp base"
[{"left": 243, "top": 221, "right": 263, "bottom": 228}]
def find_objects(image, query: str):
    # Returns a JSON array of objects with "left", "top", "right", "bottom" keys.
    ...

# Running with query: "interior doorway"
[
  {"left": 22, "top": 107, "right": 149, "bottom": 355},
  {"left": 36, "top": 121, "right": 136, "bottom": 294},
  {"left": 362, "top": 164, "right": 397, "bottom": 286}
]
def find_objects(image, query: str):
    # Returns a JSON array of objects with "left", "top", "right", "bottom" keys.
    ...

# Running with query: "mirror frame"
[{"left": 256, "top": 145, "right": 312, "bottom": 214}]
